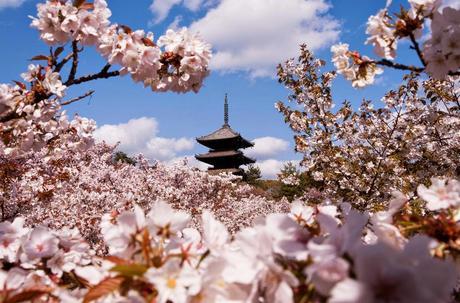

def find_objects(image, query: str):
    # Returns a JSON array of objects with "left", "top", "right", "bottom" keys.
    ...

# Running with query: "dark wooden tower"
[{"left": 195, "top": 94, "right": 255, "bottom": 175}]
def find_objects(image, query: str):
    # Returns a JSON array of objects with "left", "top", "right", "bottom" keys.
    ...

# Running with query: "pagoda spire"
[
  {"left": 224, "top": 93, "right": 229, "bottom": 126},
  {"left": 196, "top": 94, "right": 255, "bottom": 176}
]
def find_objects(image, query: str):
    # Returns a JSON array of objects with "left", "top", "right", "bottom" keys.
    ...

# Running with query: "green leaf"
[{"left": 110, "top": 264, "right": 148, "bottom": 277}]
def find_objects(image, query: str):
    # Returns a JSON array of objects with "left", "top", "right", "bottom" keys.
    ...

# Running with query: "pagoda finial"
[{"left": 224, "top": 93, "right": 229, "bottom": 126}]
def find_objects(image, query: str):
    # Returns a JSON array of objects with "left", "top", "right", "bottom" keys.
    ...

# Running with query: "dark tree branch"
[
  {"left": 65, "top": 64, "right": 120, "bottom": 86},
  {"left": 409, "top": 32, "right": 426, "bottom": 67},
  {"left": 54, "top": 53, "right": 73, "bottom": 73},
  {"left": 374, "top": 59, "right": 424, "bottom": 72},
  {"left": 67, "top": 41, "right": 80, "bottom": 83},
  {"left": 60, "top": 90, "right": 95, "bottom": 106}
]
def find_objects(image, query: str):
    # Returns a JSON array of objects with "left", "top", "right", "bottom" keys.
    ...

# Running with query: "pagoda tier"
[
  {"left": 195, "top": 94, "right": 255, "bottom": 176},
  {"left": 195, "top": 150, "right": 255, "bottom": 167},
  {"left": 196, "top": 124, "right": 253, "bottom": 150}
]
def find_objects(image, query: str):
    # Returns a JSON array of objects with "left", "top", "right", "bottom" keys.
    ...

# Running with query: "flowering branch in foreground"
[
  {"left": 0, "top": 177, "right": 458, "bottom": 302},
  {"left": 330, "top": 0, "right": 460, "bottom": 87},
  {"left": 0, "top": 0, "right": 211, "bottom": 157}
]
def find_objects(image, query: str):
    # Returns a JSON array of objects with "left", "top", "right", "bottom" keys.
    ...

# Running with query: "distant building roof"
[
  {"left": 196, "top": 125, "right": 253, "bottom": 149},
  {"left": 195, "top": 94, "right": 255, "bottom": 175}
]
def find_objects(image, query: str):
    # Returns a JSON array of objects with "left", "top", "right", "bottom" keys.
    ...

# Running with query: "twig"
[
  {"left": 54, "top": 53, "right": 73, "bottom": 73},
  {"left": 60, "top": 90, "right": 95, "bottom": 106},
  {"left": 67, "top": 41, "right": 80, "bottom": 83},
  {"left": 65, "top": 64, "right": 120, "bottom": 86},
  {"left": 409, "top": 32, "right": 426, "bottom": 67},
  {"left": 374, "top": 59, "right": 424, "bottom": 72}
]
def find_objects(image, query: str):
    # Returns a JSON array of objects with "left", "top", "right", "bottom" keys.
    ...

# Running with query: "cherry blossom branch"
[
  {"left": 373, "top": 59, "right": 424, "bottom": 72},
  {"left": 409, "top": 32, "right": 426, "bottom": 67},
  {"left": 67, "top": 41, "right": 80, "bottom": 84},
  {"left": 54, "top": 52, "right": 73, "bottom": 73},
  {"left": 65, "top": 64, "right": 120, "bottom": 86},
  {"left": 60, "top": 90, "right": 95, "bottom": 106}
]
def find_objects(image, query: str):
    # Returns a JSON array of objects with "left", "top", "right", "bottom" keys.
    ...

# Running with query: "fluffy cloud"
[
  {"left": 190, "top": 0, "right": 340, "bottom": 77},
  {"left": 150, "top": 0, "right": 181, "bottom": 24},
  {"left": 442, "top": 0, "right": 460, "bottom": 9},
  {"left": 245, "top": 136, "right": 289, "bottom": 159},
  {"left": 93, "top": 117, "right": 195, "bottom": 161},
  {"left": 150, "top": 0, "right": 215, "bottom": 24},
  {"left": 254, "top": 159, "right": 301, "bottom": 179},
  {"left": 0, "top": 0, "right": 26, "bottom": 9}
]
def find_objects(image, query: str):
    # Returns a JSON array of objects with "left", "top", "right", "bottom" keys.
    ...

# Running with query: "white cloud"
[
  {"left": 190, "top": 0, "right": 340, "bottom": 77},
  {"left": 0, "top": 0, "right": 26, "bottom": 9},
  {"left": 150, "top": 0, "right": 182, "bottom": 24},
  {"left": 94, "top": 117, "right": 195, "bottom": 161},
  {"left": 246, "top": 136, "right": 289, "bottom": 159},
  {"left": 249, "top": 159, "right": 301, "bottom": 179},
  {"left": 150, "top": 0, "right": 212, "bottom": 24},
  {"left": 442, "top": 0, "right": 460, "bottom": 9}
]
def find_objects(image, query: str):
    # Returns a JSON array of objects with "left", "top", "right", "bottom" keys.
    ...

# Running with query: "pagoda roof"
[
  {"left": 196, "top": 150, "right": 240, "bottom": 158},
  {"left": 196, "top": 125, "right": 253, "bottom": 148},
  {"left": 195, "top": 150, "right": 255, "bottom": 165}
]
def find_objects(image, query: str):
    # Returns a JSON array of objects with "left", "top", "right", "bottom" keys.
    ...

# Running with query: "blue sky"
[{"left": 0, "top": 0, "right": 421, "bottom": 177}]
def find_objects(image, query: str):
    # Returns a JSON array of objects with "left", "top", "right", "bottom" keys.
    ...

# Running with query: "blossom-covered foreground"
[
  {"left": 1, "top": 0, "right": 460, "bottom": 302},
  {"left": 0, "top": 178, "right": 459, "bottom": 302},
  {"left": 1, "top": 143, "right": 289, "bottom": 252}
]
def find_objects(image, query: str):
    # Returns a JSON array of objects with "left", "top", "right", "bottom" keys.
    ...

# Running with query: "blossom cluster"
[
  {"left": 330, "top": 0, "right": 460, "bottom": 86},
  {"left": 0, "top": 217, "right": 96, "bottom": 302},
  {"left": 1, "top": 0, "right": 211, "bottom": 157},
  {"left": 331, "top": 43, "right": 383, "bottom": 88},
  {"left": 424, "top": 6, "right": 460, "bottom": 78},
  {"left": 31, "top": 0, "right": 211, "bottom": 93},
  {"left": 0, "top": 65, "right": 95, "bottom": 157},
  {"left": 1, "top": 177, "right": 458, "bottom": 302},
  {"left": 278, "top": 45, "right": 460, "bottom": 207},
  {"left": 1, "top": 143, "right": 289, "bottom": 252}
]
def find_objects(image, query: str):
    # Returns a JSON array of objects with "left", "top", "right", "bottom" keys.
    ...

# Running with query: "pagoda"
[{"left": 195, "top": 94, "right": 255, "bottom": 175}]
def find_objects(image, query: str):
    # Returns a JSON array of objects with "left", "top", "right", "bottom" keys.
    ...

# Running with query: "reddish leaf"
[
  {"left": 12, "top": 81, "right": 26, "bottom": 90},
  {"left": 119, "top": 25, "right": 133, "bottom": 34},
  {"left": 83, "top": 277, "right": 124, "bottom": 303},
  {"left": 80, "top": 3, "right": 95, "bottom": 10},
  {"left": 54, "top": 47, "right": 64, "bottom": 58},
  {"left": 105, "top": 256, "right": 131, "bottom": 265},
  {"left": 73, "top": 0, "right": 86, "bottom": 8},
  {"left": 30, "top": 55, "right": 50, "bottom": 61},
  {"left": 5, "top": 287, "right": 52, "bottom": 303},
  {"left": 142, "top": 38, "right": 156, "bottom": 47}
]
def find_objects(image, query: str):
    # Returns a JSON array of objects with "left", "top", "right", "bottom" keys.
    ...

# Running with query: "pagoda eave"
[
  {"left": 196, "top": 136, "right": 253, "bottom": 150},
  {"left": 195, "top": 152, "right": 255, "bottom": 166}
]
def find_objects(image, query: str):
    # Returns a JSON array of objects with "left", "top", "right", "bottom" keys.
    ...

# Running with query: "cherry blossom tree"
[
  {"left": 0, "top": 179, "right": 458, "bottom": 302},
  {"left": 0, "top": 0, "right": 211, "bottom": 157},
  {"left": 0, "top": 0, "right": 459, "bottom": 302},
  {"left": 277, "top": 0, "right": 460, "bottom": 208}
]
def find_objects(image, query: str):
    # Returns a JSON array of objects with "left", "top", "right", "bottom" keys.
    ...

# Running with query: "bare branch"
[
  {"left": 54, "top": 53, "right": 73, "bottom": 73},
  {"left": 67, "top": 41, "right": 80, "bottom": 83},
  {"left": 409, "top": 32, "right": 426, "bottom": 67},
  {"left": 65, "top": 64, "right": 120, "bottom": 86},
  {"left": 374, "top": 59, "right": 424, "bottom": 72},
  {"left": 60, "top": 90, "right": 95, "bottom": 106}
]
